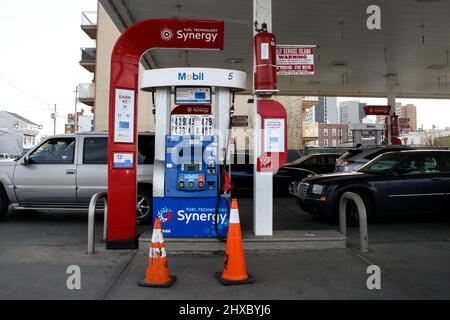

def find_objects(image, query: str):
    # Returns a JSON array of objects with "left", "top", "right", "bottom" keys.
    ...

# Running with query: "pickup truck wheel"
[
  {"left": 136, "top": 187, "right": 152, "bottom": 225},
  {"left": 0, "top": 187, "right": 9, "bottom": 220}
]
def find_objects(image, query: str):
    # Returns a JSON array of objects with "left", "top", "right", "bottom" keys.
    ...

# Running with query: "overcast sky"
[
  {"left": 0, "top": 0, "right": 97, "bottom": 136},
  {"left": 0, "top": 0, "right": 449, "bottom": 136}
]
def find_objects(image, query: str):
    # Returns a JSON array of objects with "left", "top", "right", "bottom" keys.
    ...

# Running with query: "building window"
[
  {"left": 323, "top": 128, "right": 328, "bottom": 136},
  {"left": 332, "top": 128, "right": 337, "bottom": 136},
  {"left": 338, "top": 128, "right": 342, "bottom": 136},
  {"left": 323, "top": 139, "right": 328, "bottom": 146},
  {"left": 332, "top": 139, "right": 337, "bottom": 146},
  {"left": 348, "top": 130, "right": 353, "bottom": 136}
]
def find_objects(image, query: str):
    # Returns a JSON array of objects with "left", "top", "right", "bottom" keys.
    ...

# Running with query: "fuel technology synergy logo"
[
  {"left": 157, "top": 207, "right": 173, "bottom": 223},
  {"left": 160, "top": 27, "right": 219, "bottom": 43},
  {"left": 160, "top": 28, "right": 174, "bottom": 41}
]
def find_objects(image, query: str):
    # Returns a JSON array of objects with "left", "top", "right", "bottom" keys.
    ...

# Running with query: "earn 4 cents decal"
[{"left": 157, "top": 20, "right": 224, "bottom": 50}]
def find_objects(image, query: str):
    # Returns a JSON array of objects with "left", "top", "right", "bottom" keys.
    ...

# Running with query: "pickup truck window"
[
  {"left": 83, "top": 135, "right": 155, "bottom": 165},
  {"left": 138, "top": 135, "right": 155, "bottom": 165},
  {"left": 29, "top": 138, "right": 75, "bottom": 164},
  {"left": 83, "top": 137, "right": 108, "bottom": 164}
]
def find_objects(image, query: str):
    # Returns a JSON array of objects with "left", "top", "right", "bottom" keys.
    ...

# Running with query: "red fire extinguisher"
[
  {"left": 254, "top": 23, "right": 278, "bottom": 93},
  {"left": 391, "top": 114, "right": 399, "bottom": 137}
]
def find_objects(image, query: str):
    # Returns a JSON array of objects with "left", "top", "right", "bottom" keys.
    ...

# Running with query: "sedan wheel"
[
  {"left": 288, "top": 180, "right": 299, "bottom": 196},
  {"left": 136, "top": 193, "right": 151, "bottom": 222}
]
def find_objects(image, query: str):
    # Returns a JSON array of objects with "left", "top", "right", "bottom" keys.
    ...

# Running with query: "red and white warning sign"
[{"left": 276, "top": 45, "right": 315, "bottom": 75}]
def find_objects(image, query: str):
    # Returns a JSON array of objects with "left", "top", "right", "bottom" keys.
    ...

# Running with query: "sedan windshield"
[{"left": 358, "top": 153, "right": 405, "bottom": 174}]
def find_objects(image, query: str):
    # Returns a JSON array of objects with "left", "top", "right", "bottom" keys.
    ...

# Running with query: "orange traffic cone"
[
  {"left": 215, "top": 198, "right": 254, "bottom": 285},
  {"left": 138, "top": 218, "right": 176, "bottom": 288}
]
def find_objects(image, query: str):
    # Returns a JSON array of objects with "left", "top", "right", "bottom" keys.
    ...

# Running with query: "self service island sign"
[{"left": 276, "top": 45, "right": 316, "bottom": 75}]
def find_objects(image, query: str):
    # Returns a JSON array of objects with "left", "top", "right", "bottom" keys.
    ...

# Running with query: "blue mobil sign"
[
  {"left": 178, "top": 72, "right": 205, "bottom": 81},
  {"left": 153, "top": 197, "right": 229, "bottom": 237}
]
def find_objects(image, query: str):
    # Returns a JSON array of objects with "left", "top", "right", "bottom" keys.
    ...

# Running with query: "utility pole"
[
  {"left": 53, "top": 104, "right": 57, "bottom": 134},
  {"left": 74, "top": 86, "right": 79, "bottom": 132}
]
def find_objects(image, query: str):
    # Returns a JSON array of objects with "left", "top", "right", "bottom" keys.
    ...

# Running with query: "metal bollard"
[
  {"left": 339, "top": 191, "right": 369, "bottom": 252},
  {"left": 88, "top": 192, "right": 108, "bottom": 255}
]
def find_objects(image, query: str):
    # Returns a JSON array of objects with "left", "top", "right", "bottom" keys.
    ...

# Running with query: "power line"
[{"left": 0, "top": 73, "right": 52, "bottom": 106}]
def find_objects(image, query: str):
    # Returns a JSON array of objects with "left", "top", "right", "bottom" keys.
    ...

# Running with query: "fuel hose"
[{"left": 214, "top": 91, "right": 235, "bottom": 241}]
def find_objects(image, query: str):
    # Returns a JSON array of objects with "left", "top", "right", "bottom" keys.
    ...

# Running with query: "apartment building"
[
  {"left": 339, "top": 100, "right": 366, "bottom": 124},
  {"left": 313, "top": 123, "right": 350, "bottom": 147}
]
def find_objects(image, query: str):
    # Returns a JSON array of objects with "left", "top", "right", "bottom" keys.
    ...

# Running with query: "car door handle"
[{"left": 66, "top": 169, "right": 76, "bottom": 175}]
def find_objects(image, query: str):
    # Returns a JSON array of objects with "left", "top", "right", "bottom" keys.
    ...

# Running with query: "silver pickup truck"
[{"left": 0, "top": 132, "right": 154, "bottom": 223}]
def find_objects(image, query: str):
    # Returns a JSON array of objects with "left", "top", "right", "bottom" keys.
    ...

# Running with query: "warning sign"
[{"left": 276, "top": 45, "right": 315, "bottom": 75}]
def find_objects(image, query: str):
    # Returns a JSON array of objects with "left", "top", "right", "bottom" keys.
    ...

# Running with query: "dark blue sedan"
[{"left": 297, "top": 150, "right": 450, "bottom": 225}]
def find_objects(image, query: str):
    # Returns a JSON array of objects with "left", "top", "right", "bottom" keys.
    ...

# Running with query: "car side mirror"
[{"left": 22, "top": 155, "right": 29, "bottom": 165}]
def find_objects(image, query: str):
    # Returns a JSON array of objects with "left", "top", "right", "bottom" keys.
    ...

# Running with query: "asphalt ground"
[{"left": 0, "top": 198, "right": 449, "bottom": 299}]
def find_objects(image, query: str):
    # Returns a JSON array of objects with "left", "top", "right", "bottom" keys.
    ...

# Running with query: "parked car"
[
  {"left": 0, "top": 132, "right": 155, "bottom": 223},
  {"left": 297, "top": 150, "right": 450, "bottom": 225},
  {"left": 228, "top": 152, "right": 316, "bottom": 197},
  {"left": 335, "top": 145, "right": 414, "bottom": 172},
  {"left": 284, "top": 153, "right": 341, "bottom": 174}
]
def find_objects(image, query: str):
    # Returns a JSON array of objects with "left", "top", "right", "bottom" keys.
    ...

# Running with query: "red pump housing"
[{"left": 256, "top": 99, "right": 288, "bottom": 172}]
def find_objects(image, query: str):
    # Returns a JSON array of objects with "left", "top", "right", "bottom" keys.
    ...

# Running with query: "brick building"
[{"left": 314, "top": 123, "right": 350, "bottom": 147}]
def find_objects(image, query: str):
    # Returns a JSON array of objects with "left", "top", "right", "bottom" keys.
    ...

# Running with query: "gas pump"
[
  {"left": 139, "top": 68, "right": 246, "bottom": 237},
  {"left": 384, "top": 113, "right": 401, "bottom": 144}
]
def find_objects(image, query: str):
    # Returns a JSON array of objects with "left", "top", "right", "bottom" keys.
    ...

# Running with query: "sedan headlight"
[{"left": 311, "top": 184, "right": 324, "bottom": 195}]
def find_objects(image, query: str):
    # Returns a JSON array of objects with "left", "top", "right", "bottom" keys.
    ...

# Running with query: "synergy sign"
[
  {"left": 153, "top": 198, "right": 229, "bottom": 237},
  {"left": 157, "top": 21, "right": 224, "bottom": 49}
]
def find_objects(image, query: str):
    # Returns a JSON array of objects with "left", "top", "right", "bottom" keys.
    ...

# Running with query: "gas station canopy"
[{"left": 100, "top": 0, "right": 450, "bottom": 98}]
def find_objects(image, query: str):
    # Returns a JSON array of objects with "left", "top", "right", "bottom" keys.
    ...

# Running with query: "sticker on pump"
[
  {"left": 264, "top": 118, "right": 285, "bottom": 153},
  {"left": 113, "top": 153, "right": 134, "bottom": 169}
]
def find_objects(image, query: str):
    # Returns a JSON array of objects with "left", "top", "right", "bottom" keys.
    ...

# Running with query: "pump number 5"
[{"left": 228, "top": 72, "right": 234, "bottom": 80}]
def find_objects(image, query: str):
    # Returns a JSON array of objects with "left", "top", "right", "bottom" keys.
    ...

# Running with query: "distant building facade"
[
  {"left": 312, "top": 123, "right": 350, "bottom": 147},
  {"left": 0, "top": 111, "right": 41, "bottom": 155},
  {"left": 65, "top": 109, "right": 93, "bottom": 134},
  {"left": 309, "top": 97, "right": 338, "bottom": 124},
  {"left": 396, "top": 103, "right": 417, "bottom": 133},
  {"left": 339, "top": 100, "right": 365, "bottom": 124},
  {"left": 316, "top": 97, "right": 338, "bottom": 124}
]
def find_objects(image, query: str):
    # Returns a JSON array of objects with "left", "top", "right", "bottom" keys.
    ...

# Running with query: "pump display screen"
[
  {"left": 183, "top": 163, "right": 200, "bottom": 171},
  {"left": 175, "top": 87, "right": 211, "bottom": 104}
]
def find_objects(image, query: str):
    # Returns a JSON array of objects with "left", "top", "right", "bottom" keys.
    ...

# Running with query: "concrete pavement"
[{"left": 0, "top": 199, "right": 449, "bottom": 299}]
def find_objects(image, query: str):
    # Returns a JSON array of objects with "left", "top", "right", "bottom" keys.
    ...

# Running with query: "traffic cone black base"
[
  {"left": 215, "top": 272, "right": 254, "bottom": 286},
  {"left": 138, "top": 275, "right": 176, "bottom": 288}
]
